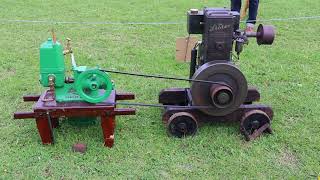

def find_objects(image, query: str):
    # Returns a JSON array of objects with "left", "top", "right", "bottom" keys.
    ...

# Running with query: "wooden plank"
[
  {"left": 116, "top": 92, "right": 135, "bottom": 100},
  {"left": 23, "top": 95, "right": 40, "bottom": 102},
  {"left": 34, "top": 90, "right": 116, "bottom": 110},
  {"left": 14, "top": 112, "right": 35, "bottom": 119},
  {"left": 176, "top": 36, "right": 198, "bottom": 62},
  {"left": 113, "top": 108, "right": 136, "bottom": 115}
]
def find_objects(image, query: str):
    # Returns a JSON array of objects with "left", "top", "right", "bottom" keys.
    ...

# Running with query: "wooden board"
[{"left": 175, "top": 36, "right": 198, "bottom": 62}]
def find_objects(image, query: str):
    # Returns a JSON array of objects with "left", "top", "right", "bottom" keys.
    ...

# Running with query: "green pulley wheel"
[{"left": 75, "top": 69, "right": 113, "bottom": 103}]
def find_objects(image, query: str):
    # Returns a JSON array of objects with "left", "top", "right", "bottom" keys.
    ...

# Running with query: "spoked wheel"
[
  {"left": 75, "top": 69, "right": 113, "bottom": 103},
  {"left": 240, "top": 110, "right": 272, "bottom": 141},
  {"left": 167, "top": 112, "right": 198, "bottom": 138}
]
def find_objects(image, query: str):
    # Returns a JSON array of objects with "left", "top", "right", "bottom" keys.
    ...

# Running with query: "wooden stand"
[{"left": 14, "top": 90, "right": 135, "bottom": 148}]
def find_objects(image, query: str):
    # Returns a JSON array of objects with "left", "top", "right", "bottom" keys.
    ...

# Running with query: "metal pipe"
[{"left": 71, "top": 53, "right": 77, "bottom": 68}]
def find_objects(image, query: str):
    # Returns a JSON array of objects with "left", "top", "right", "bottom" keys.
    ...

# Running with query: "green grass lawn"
[{"left": 1, "top": 0, "right": 320, "bottom": 179}]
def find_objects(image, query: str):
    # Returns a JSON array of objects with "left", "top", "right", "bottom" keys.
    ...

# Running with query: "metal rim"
[
  {"left": 240, "top": 110, "right": 271, "bottom": 140},
  {"left": 167, "top": 112, "right": 198, "bottom": 138}
]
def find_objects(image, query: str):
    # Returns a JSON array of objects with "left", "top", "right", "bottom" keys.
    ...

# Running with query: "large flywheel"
[{"left": 191, "top": 62, "right": 248, "bottom": 116}]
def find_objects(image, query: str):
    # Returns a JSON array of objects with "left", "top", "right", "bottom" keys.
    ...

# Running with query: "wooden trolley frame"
[{"left": 14, "top": 90, "right": 135, "bottom": 148}]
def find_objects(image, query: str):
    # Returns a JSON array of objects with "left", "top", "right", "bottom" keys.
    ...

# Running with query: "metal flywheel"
[{"left": 75, "top": 69, "right": 113, "bottom": 103}]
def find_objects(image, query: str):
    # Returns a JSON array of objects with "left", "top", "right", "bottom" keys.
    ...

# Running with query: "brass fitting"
[
  {"left": 51, "top": 29, "right": 57, "bottom": 44},
  {"left": 42, "top": 75, "right": 56, "bottom": 102},
  {"left": 63, "top": 38, "right": 73, "bottom": 55},
  {"left": 48, "top": 75, "right": 55, "bottom": 91}
]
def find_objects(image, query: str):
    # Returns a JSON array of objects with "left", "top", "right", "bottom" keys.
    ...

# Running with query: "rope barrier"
[
  {"left": 1, "top": 15, "right": 320, "bottom": 26},
  {"left": 244, "top": 16, "right": 320, "bottom": 23},
  {"left": 0, "top": 19, "right": 184, "bottom": 25}
]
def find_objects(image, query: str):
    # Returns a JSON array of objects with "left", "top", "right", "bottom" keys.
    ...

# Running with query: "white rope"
[
  {"left": 0, "top": 19, "right": 184, "bottom": 25},
  {"left": 1, "top": 15, "right": 320, "bottom": 25},
  {"left": 243, "top": 16, "right": 320, "bottom": 23}
]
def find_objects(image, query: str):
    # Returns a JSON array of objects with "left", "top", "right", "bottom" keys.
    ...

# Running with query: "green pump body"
[
  {"left": 39, "top": 38, "right": 114, "bottom": 103},
  {"left": 40, "top": 38, "right": 66, "bottom": 87}
]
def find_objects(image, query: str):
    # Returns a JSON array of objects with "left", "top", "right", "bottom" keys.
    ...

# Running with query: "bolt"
[
  {"left": 178, "top": 122, "right": 187, "bottom": 133},
  {"left": 252, "top": 120, "right": 260, "bottom": 129},
  {"left": 91, "top": 74, "right": 97, "bottom": 80},
  {"left": 91, "top": 84, "right": 97, "bottom": 90},
  {"left": 217, "top": 92, "right": 230, "bottom": 105}
]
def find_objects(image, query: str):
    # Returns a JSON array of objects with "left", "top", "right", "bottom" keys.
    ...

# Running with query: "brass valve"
[
  {"left": 48, "top": 75, "right": 55, "bottom": 91},
  {"left": 42, "top": 75, "right": 56, "bottom": 102},
  {"left": 51, "top": 29, "right": 57, "bottom": 44}
]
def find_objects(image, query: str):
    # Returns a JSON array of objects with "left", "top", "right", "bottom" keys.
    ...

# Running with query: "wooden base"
[{"left": 14, "top": 90, "right": 135, "bottom": 148}]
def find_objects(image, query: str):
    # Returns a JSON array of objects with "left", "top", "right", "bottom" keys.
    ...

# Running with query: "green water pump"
[{"left": 39, "top": 37, "right": 114, "bottom": 103}]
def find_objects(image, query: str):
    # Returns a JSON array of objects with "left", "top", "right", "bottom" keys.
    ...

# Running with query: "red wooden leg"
[
  {"left": 35, "top": 117, "right": 53, "bottom": 144},
  {"left": 101, "top": 115, "right": 115, "bottom": 148},
  {"left": 50, "top": 118, "right": 59, "bottom": 128}
]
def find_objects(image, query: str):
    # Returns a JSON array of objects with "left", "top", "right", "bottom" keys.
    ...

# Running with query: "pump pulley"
[{"left": 75, "top": 69, "right": 113, "bottom": 103}]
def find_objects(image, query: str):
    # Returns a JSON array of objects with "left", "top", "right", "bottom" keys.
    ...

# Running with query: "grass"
[{"left": 0, "top": 0, "right": 320, "bottom": 179}]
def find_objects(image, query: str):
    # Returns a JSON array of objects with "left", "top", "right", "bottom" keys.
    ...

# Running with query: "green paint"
[
  {"left": 67, "top": 116, "right": 97, "bottom": 126},
  {"left": 39, "top": 38, "right": 114, "bottom": 103},
  {"left": 39, "top": 38, "right": 65, "bottom": 87},
  {"left": 75, "top": 69, "right": 113, "bottom": 103}
]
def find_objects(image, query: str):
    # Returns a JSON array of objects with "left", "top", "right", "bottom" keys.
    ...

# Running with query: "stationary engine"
[{"left": 159, "top": 7, "right": 275, "bottom": 140}]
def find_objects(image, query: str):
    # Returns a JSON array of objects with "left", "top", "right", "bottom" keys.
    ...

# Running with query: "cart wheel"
[
  {"left": 167, "top": 112, "right": 198, "bottom": 138},
  {"left": 240, "top": 110, "right": 272, "bottom": 141}
]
